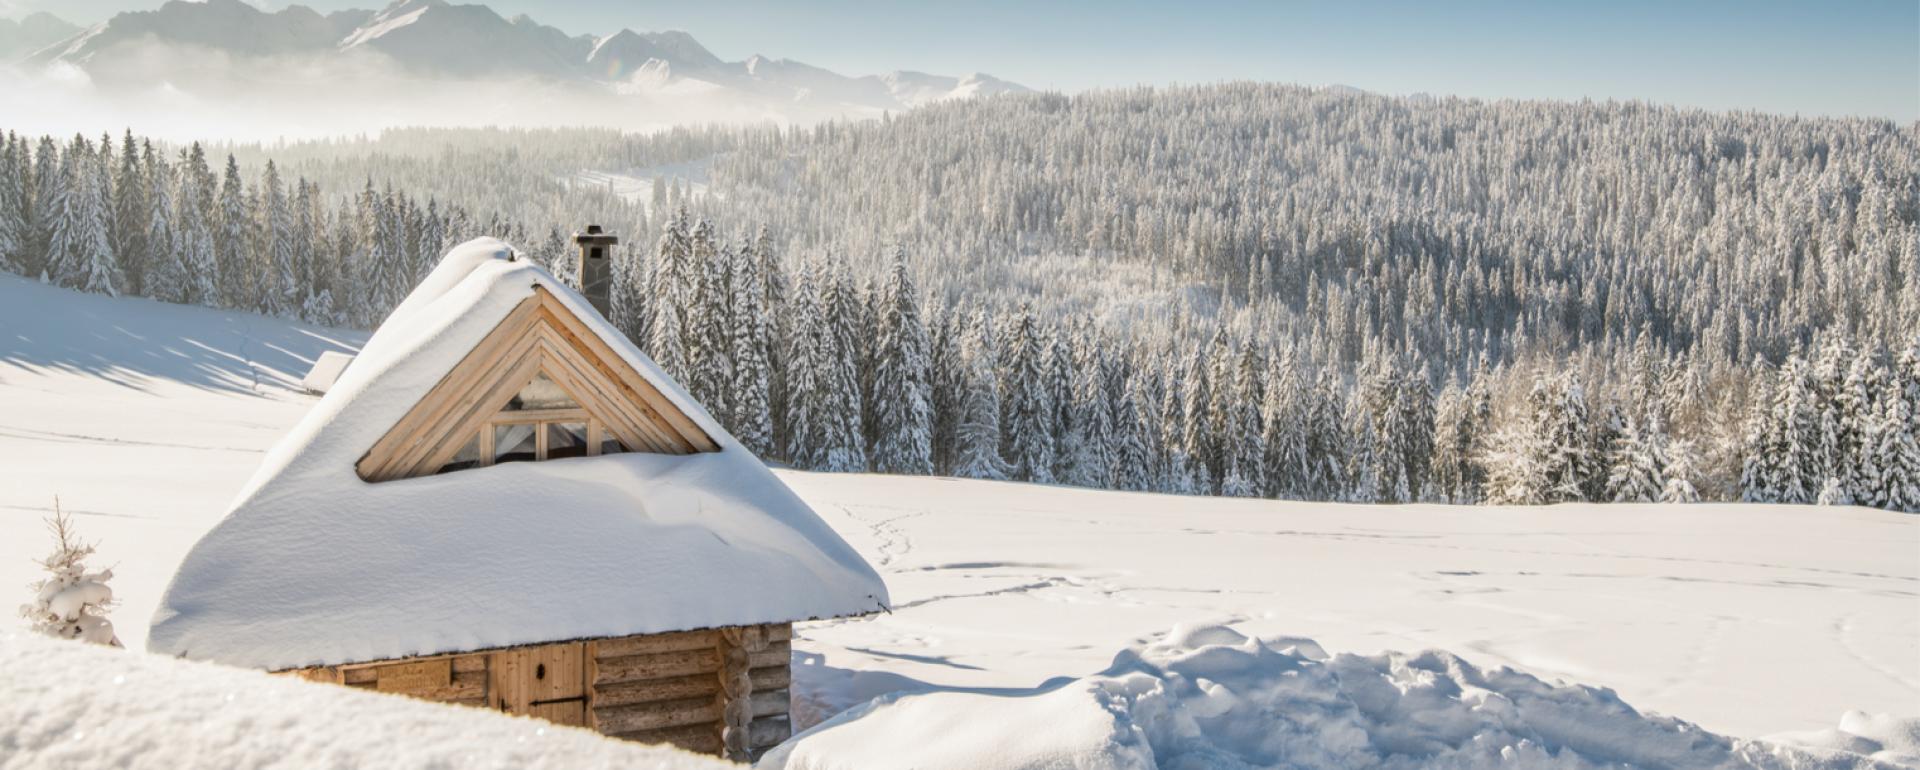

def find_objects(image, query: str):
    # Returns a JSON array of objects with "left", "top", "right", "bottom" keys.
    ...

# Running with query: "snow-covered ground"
[
  {"left": 2, "top": 273, "right": 1916, "bottom": 764},
  {"left": 567, "top": 159, "right": 715, "bottom": 215},
  {"left": 1, "top": 629, "right": 728, "bottom": 769}
]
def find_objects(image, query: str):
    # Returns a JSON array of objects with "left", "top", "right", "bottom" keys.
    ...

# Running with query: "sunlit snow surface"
[{"left": 0, "top": 273, "right": 1915, "bottom": 763}]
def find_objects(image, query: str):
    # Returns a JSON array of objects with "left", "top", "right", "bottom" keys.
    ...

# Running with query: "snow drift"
[
  {"left": 0, "top": 630, "right": 728, "bottom": 769},
  {"left": 762, "top": 624, "right": 1914, "bottom": 770}
]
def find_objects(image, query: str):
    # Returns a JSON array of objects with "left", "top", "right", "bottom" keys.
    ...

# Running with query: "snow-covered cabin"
[{"left": 148, "top": 234, "right": 889, "bottom": 759}]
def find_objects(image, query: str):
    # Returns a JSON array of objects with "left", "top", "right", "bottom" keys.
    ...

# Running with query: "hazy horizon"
[{"left": 5, "top": 0, "right": 1915, "bottom": 123}]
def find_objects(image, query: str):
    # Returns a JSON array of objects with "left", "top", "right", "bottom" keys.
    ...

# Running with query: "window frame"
[{"left": 437, "top": 411, "right": 622, "bottom": 475}]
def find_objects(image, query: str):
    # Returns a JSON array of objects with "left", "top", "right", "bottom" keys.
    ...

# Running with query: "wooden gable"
[{"left": 357, "top": 286, "right": 718, "bottom": 482}]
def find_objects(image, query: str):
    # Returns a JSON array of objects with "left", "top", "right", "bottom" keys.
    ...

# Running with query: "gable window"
[{"left": 434, "top": 373, "right": 628, "bottom": 475}]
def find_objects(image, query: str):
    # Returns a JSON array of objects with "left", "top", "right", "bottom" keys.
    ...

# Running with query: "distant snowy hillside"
[
  {"left": 15, "top": 0, "right": 1026, "bottom": 125},
  {"left": 1, "top": 630, "right": 728, "bottom": 769},
  {"left": 0, "top": 275, "right": 1914, "bottom": 763}
]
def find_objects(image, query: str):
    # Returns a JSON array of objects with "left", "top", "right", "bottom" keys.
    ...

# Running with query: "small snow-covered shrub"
[{"left": 18, "top": 499, "right": 121, "bottom": 647}]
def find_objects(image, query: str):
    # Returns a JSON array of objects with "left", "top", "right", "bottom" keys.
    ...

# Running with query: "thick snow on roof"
[
  {"left": 1, "top": 631, "right": 730, "bottom": 770},
  {"left": 149, "top": 238, "right": 888, "bottom": 670}
]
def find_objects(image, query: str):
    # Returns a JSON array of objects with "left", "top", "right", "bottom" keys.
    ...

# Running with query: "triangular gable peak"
[{"left": 358, "top": 286, "right": 717, "bottom": 482}]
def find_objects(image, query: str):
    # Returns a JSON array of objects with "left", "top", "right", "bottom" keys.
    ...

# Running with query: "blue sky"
[{"left": 13, "top": 0, "right": 1918, "bottom": 120}]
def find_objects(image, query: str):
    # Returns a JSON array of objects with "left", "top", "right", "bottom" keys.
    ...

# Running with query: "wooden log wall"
[
  {"left": 586, "top": 623, "right": 792, "bottom": 757},
  {"left": 276, "top": 622, "right": 794, "bottom": 759}
]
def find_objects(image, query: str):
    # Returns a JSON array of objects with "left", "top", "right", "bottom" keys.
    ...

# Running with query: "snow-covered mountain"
[
  {"left": 0, "top": 12, "right": 80, "bottom": 60},
  {"left": 20, "top": 0, "right": 1026, "bottom": 114}
]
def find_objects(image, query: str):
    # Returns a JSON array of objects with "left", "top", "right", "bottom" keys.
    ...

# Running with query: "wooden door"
[{"left": 490, "top": 642, "right": 587, "bottom": 727}]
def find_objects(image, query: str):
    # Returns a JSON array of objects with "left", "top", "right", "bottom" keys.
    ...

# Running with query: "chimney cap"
[{"left": 572, "top": 224, "right": 618, "bottom": 248}]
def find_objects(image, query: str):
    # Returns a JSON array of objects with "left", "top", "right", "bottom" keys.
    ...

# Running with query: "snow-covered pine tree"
[
  {"left": 143, "top": 152, "right": 186, "bottom": 303},
  {"left": 1259, "top": 354, "right": 1305, "bottom": 498},
  {"left": 214, "top": 155, "right": 251, "bottom": 309},
  {"left": 413, "top": 198, "right": 444, "bottom": 283},
  {"left": 1181, "top": 341, "right": 1217, "bottom": 493},
  {"left": 46, "top": 135, "right": 117, "bottom": 295},
  {"left": 1661, "top": 437, "right": 1702, "bottom": 504},
  {"left": 541, "top": 226, "right": 575, "bottom": 288},
  {"left": 1769, "top": 354, "right": 1821, "bottom": 503},
  {"left": 819, "top": 259, "right": 869, "bottom": 471},
  {"left": 648, "top": 275, "right": 691, "bottom": 388},
  {"left": 857, "top": 274, "right": 883, "bottom": 456},
  {"left": 647, "top": 207, "right": 693, "bottom": 365},
  {"left": 1864, "top": 340, "right": 1920, "bottom": 511},
  {"left": 81, "top": 132, "right": 121, "bottom": 297},
  {"left": 1219, "top": 341, "right": 1265, "bottom": 497},
  {"left": 1837, "top": 353, "right": 1886, "bottom": 505},
  {"left": 782, "top": 261, "right": 827, "bottom": 468},
  {"left": 727, "top": 239, "right": 773, "bottom": 456},
  {"left": 287, "top": 177, "right": 317, "bottom": 318},
  {"left": 611, "top": 240, "right": 650, "bottom": 345},
  {"left": 18, "top": 500, "right": 120, "bottom": 648},
  {"left": 259, "top": 161, "right": 296, "bottom": 316},
  {"left": 951, "top": 311, "right": 1006, "bottom": 480},
  {"left": 1112, "top": 372, "right": 1154, "bottom": 491},
  {"left": 1430, "top": 371, "right": 1491, "bottom": 503},
  {"left": 752, "top": 225, "right": 790, "bottom": 453},
  {"left": 1605, "top": 418, "right": 1668, "bottom": 503},
  {"left": 1063, "top": 336, "right": 1115, "bottom": 488},
  {"left": 37, "top": 136, "right": 77, "bottom": 285},
  {"left": 868, "top": 254, "right": 933, "bottom": 475},
  {"left": 1538, "top": 372, "right": 1600, "bottom": 503},
  {"left": 1301, "top": 371, "right": 1350, "bottom": 500},
  {"left": 928, "top": 309, "right": 963, "bottom": 475},
  {"left": 1001, "top": 310, "right": 1055, "bottom": 483},
  {"left": 26, "top": 135, "right": 59, "bottom": 278},
  {"left": 111, "top": 132, "right": 147, "bottom": 295},
  {"left": 689, "top": 237, "right": 734, "bottom": 422},
  {"left": 0, "top": 134, "right": 24, "bottom": 272}
]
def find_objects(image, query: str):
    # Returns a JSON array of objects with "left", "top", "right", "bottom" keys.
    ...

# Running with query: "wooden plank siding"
[
  {"left": 356, "top": 286, "right": 717, "bottom": 483},
  {"left": 275, "top": 623, "right": 793, "bottom": 759}
]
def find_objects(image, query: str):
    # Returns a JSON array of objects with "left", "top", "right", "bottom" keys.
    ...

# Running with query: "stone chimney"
[{"left": 572, "top": 225, "right": 619, "bottom": 319}]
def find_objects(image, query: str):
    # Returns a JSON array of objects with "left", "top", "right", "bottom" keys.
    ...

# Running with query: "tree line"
[{"left": 2, "top": 110, "right": 1915, "bottom": 512}]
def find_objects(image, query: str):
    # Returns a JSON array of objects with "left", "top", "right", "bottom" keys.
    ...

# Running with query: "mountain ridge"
[{"left": 17, "top": 0, "right": 1027, "bottom": 113}]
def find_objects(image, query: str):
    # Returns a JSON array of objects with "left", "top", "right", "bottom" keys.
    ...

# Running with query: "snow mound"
[
  {"left": 762, "top": 624, "right": 1907, "bottom": 770},
  {"left": 1769, "top": 712, "right": 1920, "bottom": 767},
  {"left": 0, "top": 630, "right": 729, "bottom": 770}
]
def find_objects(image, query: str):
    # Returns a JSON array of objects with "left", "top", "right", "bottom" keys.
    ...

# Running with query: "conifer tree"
[
  {"left": 951, "top": 311, "right": 1006, "bottom": 480},
  {"left": 782, "top": 262, "right": 827, "bottom": 468},
  {"left": 143, "top": 153, "right": 185, "bottom": 303},
  {"left": 727, "top": 240, "right": 773, "bottom": 456},
  {"left": 260, "top": 161, "right": 296, "bottom": 316},
  {"left": 0, "top": 134, "right": 24, "bottom": 272},
  {"left": 1063, "top": 338, "right": 1116, "bottom": 488},
  {"left": 27, "top": 135, "right": 59, "bottom": 277},
  {"left": 689, "top": 237, "right": 733, "bottom": 421},
  {"left": 869, "top": 255, "right": 933, "bottom": 475},
  {"left": 1002, "top": 310, "right": 1055, "bottom": 483},
  {"left": 819, "top": 260, "right": 869, "bottom": 471},
  {"left": 111, "top": 131, "right": 147, "bottom": 295},
  {"left": 19, "top": 501, "right": 120, "bottom": 648},
  {"left": 215, "top": 154, "right": 250, "bottom": 308}
]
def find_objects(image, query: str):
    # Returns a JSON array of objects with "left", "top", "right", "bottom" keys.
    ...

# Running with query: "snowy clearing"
[{"left": 1, "top": 274, "right": 1916, "bottom": 762}]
